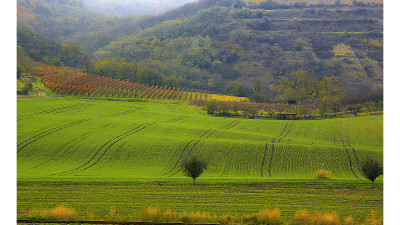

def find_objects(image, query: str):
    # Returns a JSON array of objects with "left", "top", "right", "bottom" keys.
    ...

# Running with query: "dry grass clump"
[
  {"left": 139, "top": 207, "right": 222, "bottom": 224},
  {"left": 25, "top": 205, "right": 77, "bottom": 220},
  {"left": 256, "top": 208, "right": 282, "bottom": 225},
  {"left": 344, "top": 216, "right": 355, "bottom": 225},
  {"left": 315, "top": 169, "right": 331, "bottom": 179},
  {"left": 139, "top": 207, "right": 281, "bottom": 224},
  {"left": 139, "top": 207, "right": 162, "bottom": 222},
  {"left": 291, "top": 210, "right": 339, "bottom": 225},
  {"left": 363, "top": 211, "right": 383, "bottom": 225}
]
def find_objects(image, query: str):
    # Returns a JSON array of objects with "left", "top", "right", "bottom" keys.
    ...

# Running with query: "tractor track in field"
[
  {"left": 44, "top": 114, "right": 189, "bottom": 175},
  {"left": 221, "top": 120, "right": 240, "bottom": 130},
  {"left": 260, "top": 123, "right": 293, "bottom": 177},
  {"left": 268, "top": 123, "right": 293, "bottom": 177},
  {"left": 162, "top": 129, "right": 216, "bottom": 177},
  {"left": 166, "top": 105, "right": 181, "bottom": 113},
  {"left": 51, "top": 123, "right": 154, "bottom": 176},
  {"left": 164, "top": 116, "right": 189, "bottom": 123},
  {"left": 341, "top": 122, "right": 359, "bottom": 179},
  {"left": 100, "top": 115, "right": 187, "bottom": 167},
  {"left": 104, "top": 107, "right": 144, "bottom": 117},
  {"left": 17, "top": 103, "right": 88, "bottom": 120},
  {"left": 260, "top": 124, "right": 288, "bottom": 177},
  {"left": 101, "top": 123, "right": 112, "bottom": 128},
  {"left": 276, "top": 123, "right": 293, "bottom": 143},
  {"left": 169, "top": 129, "right": 216, "bottom": 177},
  {"left": 346, "top": 122, "right": 366, "bottom": 179},
  {"left": 17, "top": 119, "right": 90, "bottom": 154},
  {"left": 31, "top": 132, "right": 92, "bottom": 169}
]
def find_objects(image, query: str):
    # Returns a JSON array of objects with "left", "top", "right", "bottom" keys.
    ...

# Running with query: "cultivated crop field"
[{"left": 17, "top": 97, "right": 383, "bottom": 222}]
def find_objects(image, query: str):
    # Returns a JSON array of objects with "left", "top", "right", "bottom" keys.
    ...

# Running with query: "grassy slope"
[
  {"left": 17, "top": 97, "right": 383, "bottom": 180},
  {"left": 17, "top": 97, "right": 383, "bottom": 221}
]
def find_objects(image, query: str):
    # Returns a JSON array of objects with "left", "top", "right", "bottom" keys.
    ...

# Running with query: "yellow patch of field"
[{"left": 207, "top": 94, "right": 250, "bottom": 102}]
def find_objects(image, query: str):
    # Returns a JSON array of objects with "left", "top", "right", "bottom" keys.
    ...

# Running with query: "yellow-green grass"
[
  {"left": 17, "top": 97, "right": 382, "bottom": 179},
  {"left": 17, "top": 180, "right": 382, "bottom": 222},
  {"left": 17, "top": 97, "right": 383, "bottom": 222}
]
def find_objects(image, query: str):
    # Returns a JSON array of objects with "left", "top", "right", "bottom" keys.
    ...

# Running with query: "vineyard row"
[{"left": 32, "top": 64, "right": 207, "bottom": 101}]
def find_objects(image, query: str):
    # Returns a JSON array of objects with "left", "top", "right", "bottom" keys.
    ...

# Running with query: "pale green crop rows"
[{"left": 17, "top": 97, "right": 383, "bottom": 180}]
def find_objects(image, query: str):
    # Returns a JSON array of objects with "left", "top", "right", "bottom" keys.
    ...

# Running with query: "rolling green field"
[{"left": 17, "top": 97, "right": 383, "bottom": 222}]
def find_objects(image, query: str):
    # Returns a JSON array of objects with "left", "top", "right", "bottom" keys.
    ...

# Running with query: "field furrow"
[
  {"left": 17, "top": 103, "right": 88, "bottom": 120},
  {"left": 51, "top": 123, "right": 153, "bottom": 176},
  {"left": 17, "top": 119, "right": 90, "bottom": 154},
  {"left": 267, "top": 123, "right": 293, "bottom": 177},
  {"left": 341, "top": 122, "right": 359, "bottom": 179}
]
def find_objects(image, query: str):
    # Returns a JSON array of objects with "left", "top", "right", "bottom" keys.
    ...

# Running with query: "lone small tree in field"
[
  {"left": 361, "top": 157, "right": 383, "bottom": 189},
  {"left": 182, "top": 156, "right": 207, "bottom": 186}
]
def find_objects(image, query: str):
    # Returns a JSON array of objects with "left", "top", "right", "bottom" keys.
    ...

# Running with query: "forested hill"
[
  {"left": 94, "top": 0, "right": 383, "bottom": 101},
  {"left": 17, "top": 0, "right": 383, "bottom": 104}
]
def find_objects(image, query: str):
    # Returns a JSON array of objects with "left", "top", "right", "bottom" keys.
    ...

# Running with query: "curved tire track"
[
  {"left": 341, "top": 122, "right": 359, "bottom": 179},
  {"left": 17, "top": 119, "right": 90, "bottom": 154},
  {"left": 163, "top": 129, "right": 216, "bottom": 177},
  {"left": 221, "top": 120, "right": 240, "bottom": 130},
  {"left": 17, "top": 103, "right": 88, "bottom": 120},
  {"left": 104, "top": 107, "right": 144, "bottom": 117},
  {"left": 168, "top": 130, "right": 216, "bottom": 177},
  {"left": 346, "top": 122, "right": 366, "bottom": 179},
  {"left": 260, "top": 124, "right": 288, "bottom": 177},
  {"left": 51, "top": 123, "right": 153, "bottom": 176},
  {"left": 164, "top": 116, "right": 189, "bottom": 123},
  {"left": 260, "top": 143, "right": 269, "bottom": 177},
  {"left": 31, "top": 132, "right": 92, "bottom": 169},
  {"left": 265, "top": 123, "right": 293, "bottom": 177}
]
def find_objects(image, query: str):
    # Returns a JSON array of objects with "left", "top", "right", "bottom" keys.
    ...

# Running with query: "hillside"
[
  {"left": 17, "top": 97, "right": 382, "bottom": 179},
  {"left": 16, "top": 1, "right": 384, "bottom": 223},
  {"left": 94, "top": 0, "right": 383, "bottom": 99}
]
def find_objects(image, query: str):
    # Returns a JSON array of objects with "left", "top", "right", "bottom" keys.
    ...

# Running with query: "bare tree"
[
  {"left": 361, "top": 157, "right": 383, "bottom": 188},
  {"left": 182, "top": 156, "right": 207, "bottom": 186}
]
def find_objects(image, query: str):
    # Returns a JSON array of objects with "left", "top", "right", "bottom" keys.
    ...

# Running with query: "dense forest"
[{"left": 17, "top": 0, "right": 383, "bottom": 106}]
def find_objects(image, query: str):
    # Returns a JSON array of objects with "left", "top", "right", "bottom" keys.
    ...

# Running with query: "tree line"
[{"left": 195, "top": 97, "right": 382, "bottom": 119}]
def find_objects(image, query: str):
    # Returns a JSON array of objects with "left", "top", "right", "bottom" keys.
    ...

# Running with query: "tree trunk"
[
  {"left": 371, "top": 180, "right": 374, "bottom": 189},
  {"left": 193, "top": 178, "right": 196, "bottom": 186}
]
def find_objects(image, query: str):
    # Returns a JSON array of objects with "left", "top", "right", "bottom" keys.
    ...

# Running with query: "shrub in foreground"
[
  {"left": 291, "top": 210, "right": 339, "bottom": 225},
  {"left": 315, "top": 169, "right": 331, "bottom": 179},
  {"left": 25, "top": 205, "right": 77, "bottom": 220},
  {"left": 241, "top": 208, "right": 282, "bottom": 225}
]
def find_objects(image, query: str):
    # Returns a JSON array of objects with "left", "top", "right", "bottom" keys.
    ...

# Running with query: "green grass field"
[{"left": 17, "top": 97, "right": 383, "bottom": 222}]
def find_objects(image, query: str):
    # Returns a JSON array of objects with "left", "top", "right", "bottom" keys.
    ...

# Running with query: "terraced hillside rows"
[
  {"left": 17, "top": 97, "right": 383, "bottom": 180},
  {"left": 31, "top": 62, "right": 206, "bottom": 100}
]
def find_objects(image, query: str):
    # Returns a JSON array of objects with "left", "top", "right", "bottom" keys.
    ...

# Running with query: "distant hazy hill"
[{"left": 82, "top": 0, "right": 194, "bottom": 16}]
